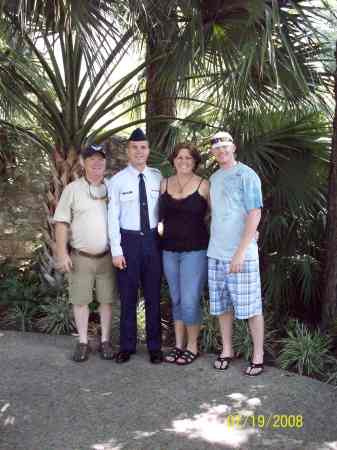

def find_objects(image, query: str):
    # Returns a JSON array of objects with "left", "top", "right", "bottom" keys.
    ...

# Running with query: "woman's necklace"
[{"left": 176, "top": 174, "right": 194, "bottom": 194}]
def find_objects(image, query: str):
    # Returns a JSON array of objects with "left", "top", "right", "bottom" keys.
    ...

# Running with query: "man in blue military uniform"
[{"left": 107, "top": 128, "right": 163, "bottom": 364}]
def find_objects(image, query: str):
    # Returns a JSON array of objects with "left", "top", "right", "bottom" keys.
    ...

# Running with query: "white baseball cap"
[{"left": 210, "top": 131, "right": 234, "bottom": 149}]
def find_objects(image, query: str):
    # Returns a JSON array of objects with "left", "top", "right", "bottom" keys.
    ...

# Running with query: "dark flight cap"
[{"left": 129, "top": 128, "right": 147, "bottom": 141}]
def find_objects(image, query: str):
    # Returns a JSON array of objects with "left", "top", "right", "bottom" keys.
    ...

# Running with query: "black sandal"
[
  {"left": 164, "top": 347, "right": 183, "bottom": 363},
  {"left": 176, "top": 349, "right": 199, "bottom": 365},
  {"left": 100, "top": 341, "right": 115, "bottom": 360},
  {"left": 73, "top": 342, "right": 89, "bottom": 362},
  {"left": 245, "top": 361, "right": 264, "bottom": 376},
  {"left": 213, "top": 355, "right": 232, "bottom": 370}
]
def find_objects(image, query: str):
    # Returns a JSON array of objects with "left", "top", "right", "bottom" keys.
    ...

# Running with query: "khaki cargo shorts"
[{"left": 68, "top": 252, "right": 118, "bottom": 305}]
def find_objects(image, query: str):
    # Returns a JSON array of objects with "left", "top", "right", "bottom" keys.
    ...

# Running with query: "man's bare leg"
[
  {"left": 99, "top": 303, "right": 113, "bottom": 343},
  {"left": 72, "top": 304, "right": 90, "bottom": 362},
  {"left": 246, "top": 314, "right": 264, "bottom": 375},
  {"left": 73, "top": 304, "right": 89, "bottom": 343},
  {"left": 214, "top": 311, "right": 234, "bottom": 369}
]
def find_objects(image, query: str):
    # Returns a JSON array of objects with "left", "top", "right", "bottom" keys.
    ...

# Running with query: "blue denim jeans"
[{"left": 163, "top": 250, "right": 207, "bottom": 325}]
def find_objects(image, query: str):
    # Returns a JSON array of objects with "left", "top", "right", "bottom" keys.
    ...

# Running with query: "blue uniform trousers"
[{"left": 117, "top": 229, "right": 162, "bottom": 353}]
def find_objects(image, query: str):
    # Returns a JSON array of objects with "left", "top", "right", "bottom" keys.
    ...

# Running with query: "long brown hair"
[{"left": 168, "top": 143, "right": 201, "bottom": 172}]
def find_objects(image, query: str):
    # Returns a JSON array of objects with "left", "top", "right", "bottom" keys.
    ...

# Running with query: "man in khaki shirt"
[{"left": 54, "top": 144, "right": 118, "bottom": 362}]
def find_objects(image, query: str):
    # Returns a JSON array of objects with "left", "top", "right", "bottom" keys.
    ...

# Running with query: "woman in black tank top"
[{"left": 158, "top": 143, "right": 209, "bottom": 365}]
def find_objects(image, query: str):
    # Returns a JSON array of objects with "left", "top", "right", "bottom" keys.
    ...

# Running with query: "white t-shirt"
[{"left": 53, "top": 177, "right": 109, "bottom": 254}]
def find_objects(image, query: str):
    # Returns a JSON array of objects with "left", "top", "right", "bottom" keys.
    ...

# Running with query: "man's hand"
[
  {"left": 229, "top": 250, "right": 245, "bottom": 273},
  {"left": 56, "top": 253, "right": 73, "bottom": 273},
  {"left": 113, "top": 255, "right": 127, "bottom": 270}
]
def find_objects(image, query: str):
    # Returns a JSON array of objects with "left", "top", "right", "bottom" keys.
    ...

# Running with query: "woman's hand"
[{"left": 157, "top": 221, "right": 164, "bottom": 236}]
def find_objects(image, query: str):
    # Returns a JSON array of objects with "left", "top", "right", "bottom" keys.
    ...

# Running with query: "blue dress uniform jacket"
[
  {"left": 108, "top": 165, "right": 161, "bottom": 255},
  {"left": 107, "top": 164, "right": 163, "bottom": 353}
]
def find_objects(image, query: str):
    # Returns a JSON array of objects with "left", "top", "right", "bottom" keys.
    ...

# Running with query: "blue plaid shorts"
[{"left": 208, "top": 258, "right": 262, "bottom": 319}]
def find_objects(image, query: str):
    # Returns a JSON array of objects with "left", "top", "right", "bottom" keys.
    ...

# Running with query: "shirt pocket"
[{"left": 120, "top": 190, "right": 136, "bottom": 202}]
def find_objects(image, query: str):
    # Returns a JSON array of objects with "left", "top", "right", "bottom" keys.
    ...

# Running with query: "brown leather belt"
[{"left": 71, "top": 248, "right": 110, "bottom": 259}]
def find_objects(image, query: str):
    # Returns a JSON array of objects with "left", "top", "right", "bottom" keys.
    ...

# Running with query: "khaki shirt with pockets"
[{"left": 53, "top": 177, "right": 109, "bottom": 254}]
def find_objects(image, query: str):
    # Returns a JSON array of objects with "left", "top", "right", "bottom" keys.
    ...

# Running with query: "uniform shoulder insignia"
[
  {"left": 149, "top": 167, "right": 161, "bottom": 174},
  {"left": 112, "top": 168, "right": 128, "bottom": 180}
]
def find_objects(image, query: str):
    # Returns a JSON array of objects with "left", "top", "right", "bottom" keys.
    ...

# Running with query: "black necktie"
[{"left": 139, "top": 173, "right": 150, "bottom": 233}]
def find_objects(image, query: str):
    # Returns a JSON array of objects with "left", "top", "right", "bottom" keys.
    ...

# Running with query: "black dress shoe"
[
  {"left": 149, "top": 350, "right": 163, "bottom": 364},
  {"left": 115, "top": 351, "right": 132, "bottom": 363}
]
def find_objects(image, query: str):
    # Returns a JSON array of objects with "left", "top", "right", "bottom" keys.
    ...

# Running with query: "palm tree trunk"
[
  {"left": 39, "top": 145, "right": 81, "bottom": 287},
  {"left": 145, "top": 3, "right": 178, "bottom": 151},
  {"left": 321, "top": 40, "right": 337, "bottom": 328},
  {"left": 0, "top": 128, "right": 15, "bottom": 177}
]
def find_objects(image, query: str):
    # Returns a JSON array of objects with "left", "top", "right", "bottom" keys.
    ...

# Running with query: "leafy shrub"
[
  {"left": 0, "top": 260, "right": 67, "bottom": 333},
  {"left": 158, "top": 280, "right": 174, "bottom": 346},
  {"left": 2, "top": 301, "right": 38, "bottom": 332},
  {"left": 136, "top": 298, "right": 146, "bottom": 343},
  {"left": 199, "top": 296, "right": 221, "bottom": 353},
  {"left": 232, "top": 317, "right": 277, "bottom": 361},
  {"left": 326, "top": 358, "right": 337, "bottom": 387},
  {"left": 0, "top": 262, "right": 43, "bottom": 331},
  {"left": 277, "top": 320, "right": 332, "bottom": 376},
  {"left": 0, "top": 262, "right": 42, "bottom": 304},
  {"left": 36, "top": 293, "right": 75, "bottom": 335}
]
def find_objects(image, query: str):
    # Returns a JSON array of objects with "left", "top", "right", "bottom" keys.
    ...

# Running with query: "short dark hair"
[{"left": 168, "top": 143, "right": 202, "bottom": 171}]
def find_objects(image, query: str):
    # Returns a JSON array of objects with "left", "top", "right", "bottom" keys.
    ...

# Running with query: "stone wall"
[
  {"left": 0, "top": 138, "right": 127, "bottom": 262},
  {"left": 0, "top": 177, "right": 45, "bottom": 260}
]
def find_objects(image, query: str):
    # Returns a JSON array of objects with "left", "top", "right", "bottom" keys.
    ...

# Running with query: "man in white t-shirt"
[{"left": 54, "top": 144, "right": 118, "bottom": 362}]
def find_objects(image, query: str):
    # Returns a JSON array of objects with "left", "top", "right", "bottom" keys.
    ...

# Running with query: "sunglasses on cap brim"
[
  {"left": 210, "top": 137, "right": 233, "bottom": 146},
  {"left": 88, "top": 144, "right": 105, "bottom": 153}
]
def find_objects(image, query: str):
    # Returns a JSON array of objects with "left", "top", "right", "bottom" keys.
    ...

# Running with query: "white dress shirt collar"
[{"left": 127, "top": 164, "right": 150, "bottom": 178}]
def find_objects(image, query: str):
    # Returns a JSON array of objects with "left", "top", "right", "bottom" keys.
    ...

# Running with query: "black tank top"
[{"left": 159, "top": 178, "right": 209, "bottom": 252}]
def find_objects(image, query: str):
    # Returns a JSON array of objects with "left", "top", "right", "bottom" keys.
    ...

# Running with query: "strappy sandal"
[
  {"left": 164, "top": 347, "right": 183, "bottom": 363},
  {"left": 213, "top": 355, "right": 232, "bottom": 370},
  {"left": 245, "top": 361, "right": 264, "bottom": 376},
  {"left": 176, "top": 349, "right": 199, "bottom": 365},
  {"left": 100, "top": 341, "right": 115, "bottom": 360},
  {"left": 73, "top": 342, "right": 89, "bottom": 362}
]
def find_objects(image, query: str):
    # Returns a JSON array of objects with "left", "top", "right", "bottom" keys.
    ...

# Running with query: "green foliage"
[
  {"left": 199, "top": 296, "right": 220, "bottom": 353},
  {"left": 2, "top": 301, "right": 37, "bottom": 332},
  {"left": 232, "top": 317, "right": 277, "bottom": 361},
  {"left": 0, "top": 262, "right": 42, "bottom": 305},
  {"left": 0, "top": 260, "right": 69, "bottom": 334},
  {"left": 0, "top": 262, "right": 43, "bottom": 331},
  {"left": 232, "top": 320, "right": 252, "bottom": 361},
  {"left": 326, "top": 359, "right": 337, "bottom": 387},
  {"left": 36, "top": 294, "right": 75, "bottom": 335},
  {"left": 136, "top": 299, "right": 146, "bottom": 344},
  {"left": 277, "top": 320, "right": 333, "bottom": 376}
]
